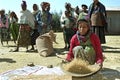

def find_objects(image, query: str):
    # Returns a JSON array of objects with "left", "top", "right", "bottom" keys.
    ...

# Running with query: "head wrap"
[
  {"left": 21, "top": 0, "right": 27, "bottom": 6},
  {"left": 65, "top": 2, "right": 71, "bottom": 8},
  {"left": 81, "top": 4, "right": 88, "bottom": 9},
  {"left": 41, "top": 2, "right": 50, "bottom": 7}
]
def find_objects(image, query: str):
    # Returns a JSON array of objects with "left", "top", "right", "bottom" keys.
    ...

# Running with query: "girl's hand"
[{"left": 95, "top": 63, "right": 103, "bottom": 69}]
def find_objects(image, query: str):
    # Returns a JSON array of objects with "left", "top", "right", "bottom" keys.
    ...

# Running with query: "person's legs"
[
  {"left": 0, "top": 28, "right": 3, "bottom": 45},
  {"left": 13, "top": 45, "right": 19, "bottom": 52},
  {"left": 30, "top": 45, "right": 35, "bottom": 50},
  {"left": 26, "top": 46, "right": 29, "bottom": 52},
  {"left": 30, "top": 29, "right": 39, "bottom": 51},
  {"left": 63, "top": 29, "right": 67, "bottom": 49}
]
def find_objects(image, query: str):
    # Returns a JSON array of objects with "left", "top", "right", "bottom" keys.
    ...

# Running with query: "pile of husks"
[{"left": 63, "top": 58, "right": 98, "bottom": 74}]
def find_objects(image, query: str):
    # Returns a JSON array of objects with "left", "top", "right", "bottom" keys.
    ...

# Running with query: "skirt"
[
  {"left": 0, "top": 27, "right": 11, "bottom": 41},
  {"left": 10, "top": 23, "right": 19, "bottom": 41},
  {"left": 17, "top": 24, "right": 31, "bottom": 47}
]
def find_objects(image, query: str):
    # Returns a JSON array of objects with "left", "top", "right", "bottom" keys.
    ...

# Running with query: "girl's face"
[{"left": 78, "top": 22, "right": 89, "bottom": 35}]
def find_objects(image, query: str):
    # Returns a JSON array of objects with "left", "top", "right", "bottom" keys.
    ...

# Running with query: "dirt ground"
[{"left": 0, "top": 32, "right": 120, "bottom": 80}]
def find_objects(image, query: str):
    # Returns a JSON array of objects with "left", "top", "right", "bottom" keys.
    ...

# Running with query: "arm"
[{"left": 66, "top": 35, "right": 79, "bottom": 61}]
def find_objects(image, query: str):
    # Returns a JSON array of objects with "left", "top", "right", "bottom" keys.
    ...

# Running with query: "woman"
[
  {"left": 29, "top": 4, "right": 42, "bottom": 51},
  {"left": 66, "top": 19, "right": 103, "bottom": 66},
  {"left": 13, "top": 1, "right": 35, "bottom": 52},
  {"left": 40, "top": 2, "right": 52, "bottom": 34},
  {"left": 0, "top": 9, "right": 9, "bottom": 45},
  {"left": 77, "top": 4, "right": 89, "bottom": 21},
  {"left": 60, "top": 3, "right": 76, "bottom": 49},
  {"left": 88, "top": 0, "right": 108, "bottom": 44},
  {"left": 9, "top": 11, "right": 19, "bottom": 44}
]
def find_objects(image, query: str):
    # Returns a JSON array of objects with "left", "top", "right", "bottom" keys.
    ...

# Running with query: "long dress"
[
  {"left": 9, "top": 17, "right": 19, "bottom": 42},
  {"left": 0, "top": 14, "right": 10, "bottom": 45},
  {"left": 88, "top": 2, "right": 107, "bottom": 44},
  {"left": 31, "top": 10, "right": 42, "bottom": 45}
]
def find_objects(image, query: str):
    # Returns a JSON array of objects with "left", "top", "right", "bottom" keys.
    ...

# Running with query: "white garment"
[
  {"left": 19, "top": 10, "right": 35, "bottom": 29},
  {"left": 9, "top": 17, "right": 17, "bottom": 23}
]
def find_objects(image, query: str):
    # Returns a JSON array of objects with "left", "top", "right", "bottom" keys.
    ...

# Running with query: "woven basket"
[{"left": 60, "top": 59, "right": 101, "bottom": 77}]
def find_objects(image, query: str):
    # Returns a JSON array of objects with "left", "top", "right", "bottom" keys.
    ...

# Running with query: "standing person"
[
  {"left": 60, "top": 3, "right": 76, "bottom": 49},
  {"left": 77, "top": 4, "right": 89, "bottom": 21},
  {"left": 63, "top": 11, "right": 75, "bottom": 49},
  {"left": 74, "top": 6, "right": 80, "bottom": 19},
  {"left": 30, "top": 4, "right": 42, "bottom": 51},
  {"left": 13, "top": 1, "right": 35, "bottom": 52},
  {"left": 9, "top": 11, "right": 19, "bottom": 44},
  {"left": 40, "top": 2, "right": 52, "bottom": 34},
  {"left": 88, "top": 0, "right": 108, "bottom": 44},
  {"left": 66, "top": 19, "right": 103, "bottom": 67},
  {"left": 0, "top": 9, "right": 9, "bottom": 45}
]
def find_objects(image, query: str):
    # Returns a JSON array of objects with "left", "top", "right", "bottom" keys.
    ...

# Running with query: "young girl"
[{"left": 66, "top": 19, "right": 103, "bottom": 67}]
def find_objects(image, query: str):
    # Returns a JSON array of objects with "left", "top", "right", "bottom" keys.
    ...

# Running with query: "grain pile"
[{"left": 63, "top": 58, "right": 97, "bottom": 74}]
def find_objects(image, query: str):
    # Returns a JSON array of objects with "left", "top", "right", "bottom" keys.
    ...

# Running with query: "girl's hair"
[{"left": 77, "top": 19, "right": 90, "bottom": 28}]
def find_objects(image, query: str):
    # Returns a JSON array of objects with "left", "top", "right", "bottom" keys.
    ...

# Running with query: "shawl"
[
  {"left": 20, "top": 10, "right": 35, "bottom": 29},
  {"left": 88, "top": 2, "right": 107, "bottom": 27},
  {"left": 76, "top": 31, "right": 91, "bottom": 43}
]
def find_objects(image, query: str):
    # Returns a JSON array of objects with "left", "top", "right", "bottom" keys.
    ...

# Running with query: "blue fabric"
[
  {"left": 88, "top": 2, "right": 106, "bottom": 18},
  {"left": 34, "top": 11, "right": 42, "bottom": 33}
]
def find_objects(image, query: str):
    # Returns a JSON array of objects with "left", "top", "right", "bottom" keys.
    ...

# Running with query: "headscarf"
[
  {"left": 76, "top": 19, "right": 91, "bottom": 42},
  {"left": 33, "top": 4, "right": 40, "bottom": 15}
]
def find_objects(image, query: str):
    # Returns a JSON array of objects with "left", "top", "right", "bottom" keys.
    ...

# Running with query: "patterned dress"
[
  {"left": 41, "top": 10, "right": 52, "bottom": 34},
  {"left": 0, "top": 14, "right": 10, "bottom": 45}
]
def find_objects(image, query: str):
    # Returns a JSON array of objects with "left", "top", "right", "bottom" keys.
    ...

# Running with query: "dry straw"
[{"left": 63, "top": 58, "right": 97, "bottom": 74}]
